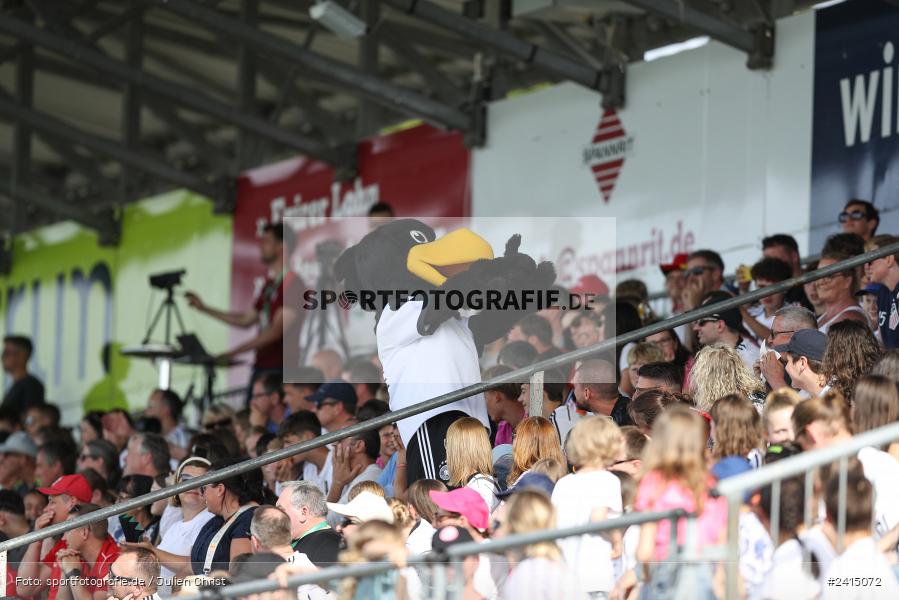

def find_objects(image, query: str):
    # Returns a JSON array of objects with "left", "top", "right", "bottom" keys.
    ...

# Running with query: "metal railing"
[
  {"left": 2, "top": 240, "right": 897, "bottom": 595},
  {"left": 172, "top": 509, "right": 691, "bottom": 600},
  {"left": 714, "top": 420, "right": 899, "bottom": 600}
]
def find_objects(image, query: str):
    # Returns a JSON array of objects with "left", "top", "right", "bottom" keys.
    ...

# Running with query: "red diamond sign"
[{"left": 582, "top": 109, "right": 634, "bottom": 204}]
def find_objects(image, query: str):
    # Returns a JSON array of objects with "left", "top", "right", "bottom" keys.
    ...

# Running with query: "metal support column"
[
  {"left": 357, "top": 0, "right": 381, "bottom": 139},
  {"left": 236, "top": 0, "right": 258, "bottom": 170},
  {"left": 121, "top": 0, "right": 144, "bottom": 202}
]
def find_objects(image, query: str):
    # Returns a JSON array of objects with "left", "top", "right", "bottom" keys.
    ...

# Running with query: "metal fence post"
[
  {"left": 529, "top": 369, "right": 544, "bottom": 418},
  {"left": 725, "top": 495, "right": 741, "bottom": 600},
  {"left": 837, "top": 456, "right": 848, "bottom": 553}
]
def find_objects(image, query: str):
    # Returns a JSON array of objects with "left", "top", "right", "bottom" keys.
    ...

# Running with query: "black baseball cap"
[
  {"left": 700, "top": 292, "right": 748, "bottom": 335},
  {"left": 306, "top": 380, "right": 358, "bottom": 410},
  {"left": 774, "top": 329, "right": 827, "bottom": 362}
]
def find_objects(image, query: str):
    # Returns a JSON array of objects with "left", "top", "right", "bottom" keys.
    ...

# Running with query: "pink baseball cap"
[{"left": 429, "top": 488, "right": 489, "bottom": 531}]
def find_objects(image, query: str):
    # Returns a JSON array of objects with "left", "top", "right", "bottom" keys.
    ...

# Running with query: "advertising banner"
[
  {"left": 230, "top": 125, "right": 471, "bottom": 382},
  {"left": 811, "top": 0, "right": 899, "bottom": 250},
  {"left": 472, "top": 13, "right": 815, "bottom": 295}
]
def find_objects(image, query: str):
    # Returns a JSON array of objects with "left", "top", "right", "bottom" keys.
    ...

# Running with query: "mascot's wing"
[
  {"left": 417, "top": 233, "right": 556, "bottom": 352},
  {"left": 468, "top": 254, "right": 556, "bottom": 353}
]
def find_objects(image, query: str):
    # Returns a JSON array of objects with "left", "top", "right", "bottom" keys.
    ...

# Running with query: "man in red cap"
[{"left": 16, "top": 474, "right": 93, "bottom": 599}]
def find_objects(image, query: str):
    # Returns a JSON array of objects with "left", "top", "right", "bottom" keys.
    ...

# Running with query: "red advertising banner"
[{"left": 228, "top": 125, "right": 471, "bottom": 384}]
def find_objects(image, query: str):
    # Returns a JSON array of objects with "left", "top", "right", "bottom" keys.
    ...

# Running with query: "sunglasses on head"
[
  {"left": 696, "top": 318, "right": 721, "bottom": 327},
  {"left": 838, "top": 209, "right": 868, "bottom": 223}
]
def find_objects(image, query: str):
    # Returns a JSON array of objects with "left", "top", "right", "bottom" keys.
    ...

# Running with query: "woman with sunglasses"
[
  {"left": 189, "top": 457, "right": 263, "bottom": 575},
  {"left": 124, "top": 457, "right": 216, "bottom": 594},
  {"left": 815, "top": 250, "right": 868, "bottom": 334}
]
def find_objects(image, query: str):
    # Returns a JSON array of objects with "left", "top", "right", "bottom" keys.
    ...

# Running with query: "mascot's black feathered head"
[
  {"left": 334, "top": 219, "right": 494, "bottom": 309},
  {"left": 334, "top": 219, "right": 556, "bottom": 345}
]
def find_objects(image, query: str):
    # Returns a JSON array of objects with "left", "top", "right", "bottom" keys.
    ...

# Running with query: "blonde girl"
[
  {"left": 446, "top": 417, "right": 500, "bottom": 512},
  {"left": 501, "top": 490, "right": 585, "bottom": 598}
]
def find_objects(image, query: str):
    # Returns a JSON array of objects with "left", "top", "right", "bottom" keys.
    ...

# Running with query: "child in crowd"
[
  {"left": 755, "top": 475, "right": 820, "bottom": 600},
  {"left": 551, "top": 416, "right": 623, "bottom": 598},
  {"left": 710, "top": 394, "right": 765, "bottom": 469},
  {"left": 610, "top": 471, "right": 640, "bottom": 600},
  {"left": 635, "top": 405, "right": 727, "bottom": 599},
  {"left": 502, "top": 489, "right": 585, "bottom": 599},
  {"left": 446, "top": 418, "right": 501, "bottom": 514},
  {"left": 822, "top": 462, "right": 899, "bottom": 598},
  {"left": 528, "top": 457, "right": 568, "bottom": 483},
  {"left": 404, "top": 479, "right": 446, "bottom": 556},
  {"left": 763, "top": 388, "right": 800, "bottom": 445}
]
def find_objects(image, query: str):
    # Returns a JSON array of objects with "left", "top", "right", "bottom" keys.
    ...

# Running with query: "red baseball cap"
[
  {"left": 660, "top": 253, "right": 689, "bottom": 275},
  {"left": 570, "top": 274, "right": 609, "bottom": 298},
  {"left": 38, "top": 474, "right": 92, "bottom": 504},
  {"left": 429, "top": 488, "right": 489, "bottom": 531}
]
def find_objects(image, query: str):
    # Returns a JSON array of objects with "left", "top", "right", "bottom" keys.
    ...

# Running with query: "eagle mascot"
[{"left": 335, "top": 219, "right": 555, "bottom": 483}]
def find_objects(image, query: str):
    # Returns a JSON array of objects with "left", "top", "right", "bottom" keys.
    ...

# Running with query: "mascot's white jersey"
[{"left": 377, "top": 300, "right": 491, "bottom": 446}]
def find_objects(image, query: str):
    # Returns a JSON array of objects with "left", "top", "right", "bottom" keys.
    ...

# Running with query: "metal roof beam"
[
  {"left": 0, "top": 180, "right": 120, "bottom": 244},
  {"left": 382, "top": 0, "right": 603, "bottom": 90},
  {"left": 380, "top": 29, "right": 467, "bottom": 107},
  {"left": 153, "top": 0, "right": 472, "bottom": 132},
  {"left": 0, "top": 88, "right": 221, "bottom": 199},
  {"left": 0, "top": 15, "right": 350, "bottom": 168},
  {"left": 619, "top": 0, "right": 774, "bottom": 68}
]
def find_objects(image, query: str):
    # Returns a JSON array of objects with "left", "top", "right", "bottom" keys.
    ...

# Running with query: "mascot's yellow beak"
[{"left": 407, "top": 228, "right": 494, "bottom": 287}]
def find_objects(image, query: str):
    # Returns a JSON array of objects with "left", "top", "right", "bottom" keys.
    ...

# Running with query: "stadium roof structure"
[{"left": 0, "top": 0, "right": 817, "bottom": 263}]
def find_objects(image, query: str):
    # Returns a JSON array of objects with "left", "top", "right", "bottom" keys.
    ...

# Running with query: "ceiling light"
[
  {"left": 643, "top": 36, "right": 710, "bottom": 62},
  {"left": 310, "top": 1, "right": 367, "bottom": 40}
]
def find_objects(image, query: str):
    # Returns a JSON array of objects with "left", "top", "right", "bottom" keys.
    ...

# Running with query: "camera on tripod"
[{"left": 149, "top": 269, "right": 186, "bottom": 290}]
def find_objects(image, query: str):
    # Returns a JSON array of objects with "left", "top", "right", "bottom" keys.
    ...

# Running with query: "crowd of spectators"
[{"left": 2, "top": 199, "right": 899, "bottom": 599}]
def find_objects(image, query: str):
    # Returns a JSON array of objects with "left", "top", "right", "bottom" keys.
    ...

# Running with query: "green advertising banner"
[{"left": 0, "top": 190, "right": 233, "bottom": 426}]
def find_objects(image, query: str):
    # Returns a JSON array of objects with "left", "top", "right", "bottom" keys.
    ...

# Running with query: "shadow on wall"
[{"left": 82, "top": 341, "right": 131, "bottom": 413}]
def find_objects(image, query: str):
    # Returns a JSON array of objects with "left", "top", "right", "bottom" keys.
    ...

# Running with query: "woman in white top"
[
  {"left": 814, "top": 254, "right": 868, "bottom": 334},
  {"left": 446, "top": 417, "right": 500, "bottom": 513},
  {"left": 124, "top": 457, "right": 216, "bottom": 594}
]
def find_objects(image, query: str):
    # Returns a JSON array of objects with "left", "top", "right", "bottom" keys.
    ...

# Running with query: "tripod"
[
  {"left": 299, "top": 240, "right": 351, "bottom": 364},
  {"left": 142, "top": 285, "right": 188, "bottom": 346}
]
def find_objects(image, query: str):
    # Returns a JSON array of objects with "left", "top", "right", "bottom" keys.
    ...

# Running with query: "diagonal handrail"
[
  {"left": 1, "top": 240, "right": 896, "bottom": 554},
  {"left": 171, "top": 509, "right": 689, "bottom": 599}
]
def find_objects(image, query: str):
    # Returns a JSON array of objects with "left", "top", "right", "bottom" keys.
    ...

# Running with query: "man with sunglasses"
[
  {"left": 758, "top": 306, "right": 818, "bottom": 390},
  {"left": 694, "top": 292, "right": 760, "bottom": 371},
  {"left": 839, "top": 199, "right": 879, "bottom": 241}
]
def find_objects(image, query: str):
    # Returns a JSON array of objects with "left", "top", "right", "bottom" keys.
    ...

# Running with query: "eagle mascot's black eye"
[{"left": 409, "top": 230, "right": 428, "bottom": 244}]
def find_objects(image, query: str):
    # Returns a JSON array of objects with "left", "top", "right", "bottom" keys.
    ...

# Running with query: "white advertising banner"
[{"left": 472, "top": 13, "right": 816, "bottom": 295}]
